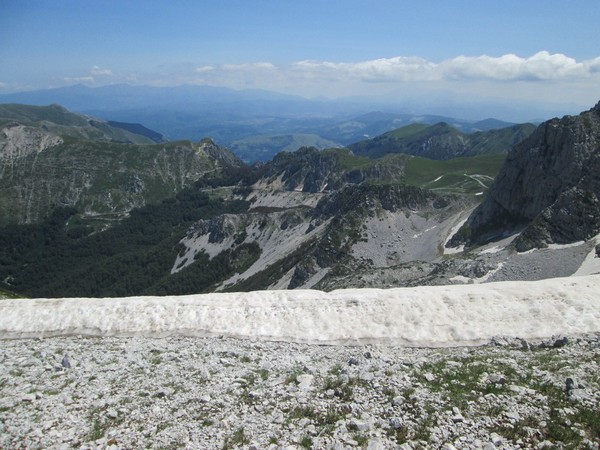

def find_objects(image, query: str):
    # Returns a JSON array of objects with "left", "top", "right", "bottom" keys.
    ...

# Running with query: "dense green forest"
[{"left": 0, "top": 184, "right": 252, "bottom": 298}]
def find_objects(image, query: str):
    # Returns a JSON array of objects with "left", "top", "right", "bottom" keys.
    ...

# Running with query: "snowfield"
[{"left": 1, "top": 275, "right": 599, "bottom": 346}]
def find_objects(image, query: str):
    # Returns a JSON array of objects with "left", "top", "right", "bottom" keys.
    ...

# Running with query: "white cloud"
[
  {"left": 98, "top": 52, "right": 599, "bottom": 98},
  {"left": 60, "top": 65, "right": 112, "bottom": 86},
  {"left": 90, "top": 65, "right": 113, "bottom": 76},
  {"left": 583, "top": 56, "right": 600, "bottom": 74},
  {"left": 175, "top": 52, "right": 600, "bottom": 119},
  {"left": 48, "top": 51, "right": 598, "bottom": 118},
  {"left": 292, "top": 57, "right": 437, "bottom": 83},
  {"left": 63, "top": 76, "right": 95, "bottom": 83},
  {"left": 441, "top": 51, "right": 593, "bottom": 81},
  {"left": 194, "top": 65, "right": 215, "bottom": 73},
  {"left": 288, "top": 52, "right": 600, "bottom": 84},
  {"left": 221, "top": 62, "right": 276, "bottom": 71}
]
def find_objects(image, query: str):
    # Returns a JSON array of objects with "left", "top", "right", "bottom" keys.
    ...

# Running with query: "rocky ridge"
[
  {"left": 0, "top": 108, "right": 243, "bottom": 225},
  {"left": 0, "top": 334, "right": 598, "bottom": 449},
  {"left": 170, "top": 181, "right": 465, "bottom": 292},
  {"left": 0, "top": 103, "right": 161, "bottom": 145},
  {"left": 262, "top": 147, "right": 407, "bottom": 193},
  {"left": 450, "top": 101, "right": 600, "bottom": 251},
  {"left": 348, "top": 122, "right": 535, "bottom": 160}
]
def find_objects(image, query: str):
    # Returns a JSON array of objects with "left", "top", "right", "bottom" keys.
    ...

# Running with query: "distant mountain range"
[
  {"left": 0, "top": 84, "right": 533, "bottom": 162},
  {"left": 349, "top": 122, "right": 536, "bottom": 160}
]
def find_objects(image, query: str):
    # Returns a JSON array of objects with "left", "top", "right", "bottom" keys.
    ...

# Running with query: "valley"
[
  {"left": 1, "top": 101, "right": 599, "bottom": 298},
  {"left": 3, "top": 4, "right": 599, "bottom": 450},
  {"left": 1, "top": 93, "right": 599, "bottom": 450}
]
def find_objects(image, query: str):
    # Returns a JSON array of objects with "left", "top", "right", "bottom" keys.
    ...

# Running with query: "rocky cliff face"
[
  {"left": 449, "top": 101, "right": 600, "bottom": 250},
  {"left": 0, "top": 109, "right": 243, "bottom": 225},
  {"left": 262, "top": 147, "right": 406, "bottom": 193},
  {"left": 164, "top": 178, "right": 464, "bottom": 294}
]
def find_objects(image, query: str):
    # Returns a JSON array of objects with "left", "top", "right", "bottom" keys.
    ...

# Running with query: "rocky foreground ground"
[{"left": 1, "top": 334, "right": 599, "bottom": 450}]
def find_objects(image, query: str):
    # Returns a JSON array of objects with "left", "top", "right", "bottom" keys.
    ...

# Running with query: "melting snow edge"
[{"left": 1, "top": 275, "right": 599, "bottom": 347}]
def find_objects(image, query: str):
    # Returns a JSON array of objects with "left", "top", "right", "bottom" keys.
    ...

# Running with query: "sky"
[{"left": 1, "top": 0, "right": 600, "bottom": 119}]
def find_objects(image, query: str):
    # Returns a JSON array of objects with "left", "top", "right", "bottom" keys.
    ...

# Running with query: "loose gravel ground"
[{"left": 1, "top": 334, "right": 599, "bottom": 449}]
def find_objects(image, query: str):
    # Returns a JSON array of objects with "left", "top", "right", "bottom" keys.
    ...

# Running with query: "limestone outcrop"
[{"left": 449, "top": 101, "right": 600, "bottom": 250}]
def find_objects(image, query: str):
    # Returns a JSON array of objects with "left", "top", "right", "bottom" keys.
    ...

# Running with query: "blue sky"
[{"left": 1, "top": 0, "right": 600, "bottom": 117}]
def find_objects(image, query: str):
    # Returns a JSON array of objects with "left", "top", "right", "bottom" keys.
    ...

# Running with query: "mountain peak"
[{"left": 449, "top": 100, "right": 600, "bottom": 250}]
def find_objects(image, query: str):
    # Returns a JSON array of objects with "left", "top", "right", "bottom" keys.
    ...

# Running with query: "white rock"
[
  {"left": 441, "top": 444, "right": 458, "bottom": 450},
  {"left": 367, "top": 438, "right": 385, "bottom": 450},
  {"left": 490, "top": 433, "right": 504, "bottom": 445},
  {"left": 349, "top": 418, "right": 370, "bottom": 432},
  {"left": 296, "top": 374, "right": 314, "bottom": 391},
  {"left": 21, "top": 393, "right": 36, "bottom": 402}
]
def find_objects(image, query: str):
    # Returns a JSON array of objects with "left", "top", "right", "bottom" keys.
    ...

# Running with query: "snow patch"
[
  {"left": 547, "top": 241, "right": 585, "bottom": 250},
  {"left": 449, "top": 275, "right": 471, "bottom": 283},
  {"left": 573, "top": 234, "right": 600, "bottom": 276},
  {"left": 444, "top": 245, "right": 464, "bottom": 255},
  {"left": 476, "top": 262, "right": 505, "bottom": 283},
  {"left": 2, "top": 276, "right": 599, "bottom": 346},
  {"left": 443, "top": 213, "right": 471, "bottom": 255},
  {"left": 450, "top": 262, "right": 504, "bottom": 284},
  {"left": 519, "top": 248, "right": 536, "bottom": 255},
  {"left": 518, "top": 240, "right": 585, "bottom": 256},
  {"left": 479, "top": 246, "right": 503, "bottom": 255}
]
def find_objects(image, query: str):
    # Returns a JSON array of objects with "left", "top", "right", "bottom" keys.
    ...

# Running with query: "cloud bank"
[
  {"left": 27, "top": 52, "right": 600, "bottom": 99},
  {"left": 196, "top": 52, "right": 600, "bottom": 85},
  {"left": 63, "top": 65, "right": 114, "bottom": 85},
  {"left": 185, "top": 52, "right": 600, "bottom": 115},
  {"left": 440, "top": 52, "right": 600, "bottom": 81},
  {"left": 4, "top": 52, "right": 597, "bottom": 120},
  {"left": 90, "top": 65, "right": 113, "bottom": 77}
]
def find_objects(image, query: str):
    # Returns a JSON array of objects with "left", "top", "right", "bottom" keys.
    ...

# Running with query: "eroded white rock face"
[
  {"left": 1, "top": 275, "right": 599, "bottom": 346},
  {"left": 0, "top": 125, "right": 63, "bottom": 161}
]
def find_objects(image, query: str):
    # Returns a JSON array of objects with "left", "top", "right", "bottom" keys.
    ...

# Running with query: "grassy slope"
[
  {"left": 0, "top": 103, "right": 157, "bottom": 144},
  {"left": 0, "top": 287, "right": 21, "bottom": 299},
  {"left": 404, "top": 153, "right": 506, "bottom": 194},
  {"left": 386, "top": 123, "right": 430, "bottom": 139},
  {"left": 349, "top": 122, "right": 534, "bottom": 160},
  {"left": 0, "top": 103, "right": 88, "bottom": 127},
  {"left": 320, "top": 148, "right": 505, "bottom": 194}
]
